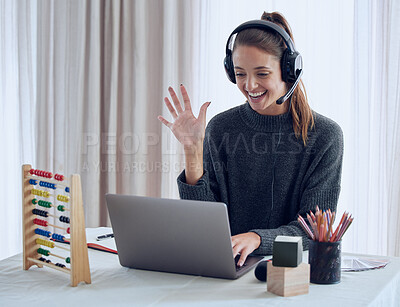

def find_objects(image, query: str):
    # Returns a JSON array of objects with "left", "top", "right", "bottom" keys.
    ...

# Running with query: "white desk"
[{"left": 1, "top": 228, "right": 400, "bottom": 307}]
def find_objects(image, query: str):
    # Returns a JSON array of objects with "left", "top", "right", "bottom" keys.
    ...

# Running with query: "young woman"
[{"left": 158, "top": 12, "right": 343, "bottom": 267}]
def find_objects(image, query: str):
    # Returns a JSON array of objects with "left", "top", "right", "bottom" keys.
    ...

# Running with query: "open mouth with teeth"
[{"left": 247, "top": 90, "right": 267, "bottom": 103}]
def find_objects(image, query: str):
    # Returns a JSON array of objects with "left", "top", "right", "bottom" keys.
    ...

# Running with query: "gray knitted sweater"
[{"left": 177, "top": 102, "right": 343, "bottom": 255}]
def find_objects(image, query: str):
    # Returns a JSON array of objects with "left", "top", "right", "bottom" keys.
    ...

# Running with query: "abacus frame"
[{"left": 22, "top": 164, "right": 91, "bottom": 287}]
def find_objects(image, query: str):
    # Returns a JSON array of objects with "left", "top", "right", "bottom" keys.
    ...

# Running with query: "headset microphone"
[{"left": 276, "top": 69, "right": 303, "bottom": 105}]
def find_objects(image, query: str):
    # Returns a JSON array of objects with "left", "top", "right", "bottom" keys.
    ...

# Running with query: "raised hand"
[{"left": 158, "top": 84, "right": 211, "bottom": 151}]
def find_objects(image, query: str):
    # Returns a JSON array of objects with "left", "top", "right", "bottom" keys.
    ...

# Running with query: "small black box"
[{"left": 272, "top": 236, "right": 303, "bottom": 267}]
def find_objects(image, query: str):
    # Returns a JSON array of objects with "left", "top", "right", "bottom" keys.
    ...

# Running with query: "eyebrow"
[{"left": 234, "top": 66, "right": 272, "bottom": 70}]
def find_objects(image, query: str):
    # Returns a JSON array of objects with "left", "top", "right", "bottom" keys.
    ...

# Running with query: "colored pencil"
[
  {"left": 297, "top": 215, "right": 315, "bottom": 240},
  {"left": 298, "top": 207, "right": 353, "bottom": 242}
]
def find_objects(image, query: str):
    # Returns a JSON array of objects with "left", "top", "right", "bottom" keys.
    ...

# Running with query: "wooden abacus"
[{"left": 22, "top": 164, "right": 91, "bottom": 286}]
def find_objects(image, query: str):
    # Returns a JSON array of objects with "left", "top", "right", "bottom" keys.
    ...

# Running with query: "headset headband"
[{"left": 225, "top": 20, "right": 297, "bottom": 56}]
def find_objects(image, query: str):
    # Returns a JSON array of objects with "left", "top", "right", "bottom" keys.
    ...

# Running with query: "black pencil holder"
[{"left": 308, "top": 240, "right": 341, "bottom": 284}]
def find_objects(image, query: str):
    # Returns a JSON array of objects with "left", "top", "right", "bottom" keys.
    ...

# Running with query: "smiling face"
[{"left": 232, "top": 45, "right": 288, "bottom": 115}]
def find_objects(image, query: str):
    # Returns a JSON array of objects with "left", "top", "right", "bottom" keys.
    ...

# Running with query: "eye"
[
  {"left": 235, "top": 72, "right": 245, "bottom": 77},
  {"left": 258, "top": 73, "right": 269, "bottom": 77}
]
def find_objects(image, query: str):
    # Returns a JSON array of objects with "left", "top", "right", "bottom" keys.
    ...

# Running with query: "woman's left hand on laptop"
[{"left": 231, "top": 232, "right": 261, "bottom": 267}]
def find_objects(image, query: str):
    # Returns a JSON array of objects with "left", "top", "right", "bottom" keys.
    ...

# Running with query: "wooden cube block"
[{"left": 267, "top": 262, "right": 310, "bottom": 297}]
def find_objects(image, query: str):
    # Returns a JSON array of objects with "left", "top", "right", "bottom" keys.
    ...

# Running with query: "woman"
[{"left": 158, "top": 12, "right": 343, "bottom": 267}]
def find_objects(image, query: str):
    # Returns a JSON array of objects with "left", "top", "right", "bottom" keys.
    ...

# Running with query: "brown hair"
[{"left": 233, "top": 11, "right": 314, "bottom": 145}]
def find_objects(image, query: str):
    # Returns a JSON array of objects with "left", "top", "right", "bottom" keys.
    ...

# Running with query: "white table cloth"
[{"left": 1, "top": 228, "right": 399, "bottom": 307}]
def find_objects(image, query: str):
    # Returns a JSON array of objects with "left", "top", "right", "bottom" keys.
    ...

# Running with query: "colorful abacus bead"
[
  {"left": 57, "top": 195, "right": 69, "bottom": 202},
  {"left": 32, "top": 208, "right": 49, "bottom": 218},
  {"left": 31, "top": 188, "right": 50, "bottom": 198},
  {"left": 66, "top": 257, "right": 71, "bottom": 264},
  {"left": 38, "top": 200, "right": 52, "bottom": 208},
  {"left": 51, "top": 233, "right": 65, "bottom": 242},
  {"left": 38, "top": 257, "right": 52, "bottom": 264},
  {"left": 30, "top": 169, "right": 53, "bottom": 178},
  {"left": 67, "top": 227, "right": 70, "bottom": 234},
  {"left": 33, "top": 218, "right": 48, "bottom": 227},
  {"left": 32, "top": 199, "right": 38, "bottom": 205},
  {"left": 56, "top": 263, "right": 66, "bottom": 268},
  {"left": 35, "top": 228, "right": 51, "bottom": 237},
  {"left": 37, "top": 247, "right": 50, "bottom": 256},
  {"left": 57, "top": 205, "right": 65, "bottom": 212},
  {"left": 36, "top": 238, "right": 55, "bottom": 248},
  {"left": 65, "top": 187, "right": 70, "bottom": 193},
  {"left": 39, "top": 181, "right": 56, "bottom": 189},
  {"left": 59, "top": 216, "right": 70, "bottom": 224},
  {"left": 54, "top": 174, "right": 64, "bottom": 181},
  {"left": 29, "top": 179, "right": 38, "bottom": 185}
]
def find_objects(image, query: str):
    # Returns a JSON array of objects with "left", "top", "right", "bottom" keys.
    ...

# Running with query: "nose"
[{"left": 245, "top": 76, "right": 258, "bottom": 91}]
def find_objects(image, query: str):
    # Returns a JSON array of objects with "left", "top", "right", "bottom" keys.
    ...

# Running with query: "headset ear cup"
[
  {"left": 281, "top": 49, "right": 290, "bottom": 83},
  {"left": 282, "top": 50, "right": 302, "bottom": 83},
  {"left": 224, "top": 53, "right": 236, "bottom": 84},
  {"left": 293, "top": 52, "right": 303, "bottom": 79}
]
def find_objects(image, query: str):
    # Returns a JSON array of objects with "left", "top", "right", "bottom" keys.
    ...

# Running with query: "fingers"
[
  {"left": 168, "top": 86, "right": 184, "bottom": 114},
  {"left": 231, "top": 237, "right": 244, "bottom": 265},
  {"left": 157, "top": 115, "right": 172, "bottom": 129},
  {"left": 198, "top": 101, "right": 211, "bottom": 123},
  {"left": 237, "top": 251, "right": 249, "bottom": 267},
  {"left": 179, "top": 84, "right": 192, "bottom": 112},
  {"left": 161, "top": 85, "right": 210, "bottom": 125},
  {"left": 232, "top": 241, "right": 250, "bottom": 267},
  {"left": 231, "top": 233, "right": 260, "bottom": 267},
  {"left": 164, "top": 97, "right": 178, "bottom": 120}
]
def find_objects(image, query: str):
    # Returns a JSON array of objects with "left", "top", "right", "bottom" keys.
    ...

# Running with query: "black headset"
[{"left": 224, "top": 20, "right": 303, "bottom": 104}]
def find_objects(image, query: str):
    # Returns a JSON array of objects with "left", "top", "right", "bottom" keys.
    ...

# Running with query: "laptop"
[{"left": 105, "top": 194, "right": 264, "bottom": 279}]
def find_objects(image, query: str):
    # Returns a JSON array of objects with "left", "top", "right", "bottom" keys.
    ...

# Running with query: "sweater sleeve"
[
  {"left": 177, "top": 125, "right": 221, "bottom": 202},
  {"left": 250, "top": 121, "right": 344, "bottom": 255},
  {"left": 177, "top": 169, "right": 218, "bottom": 202}
]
